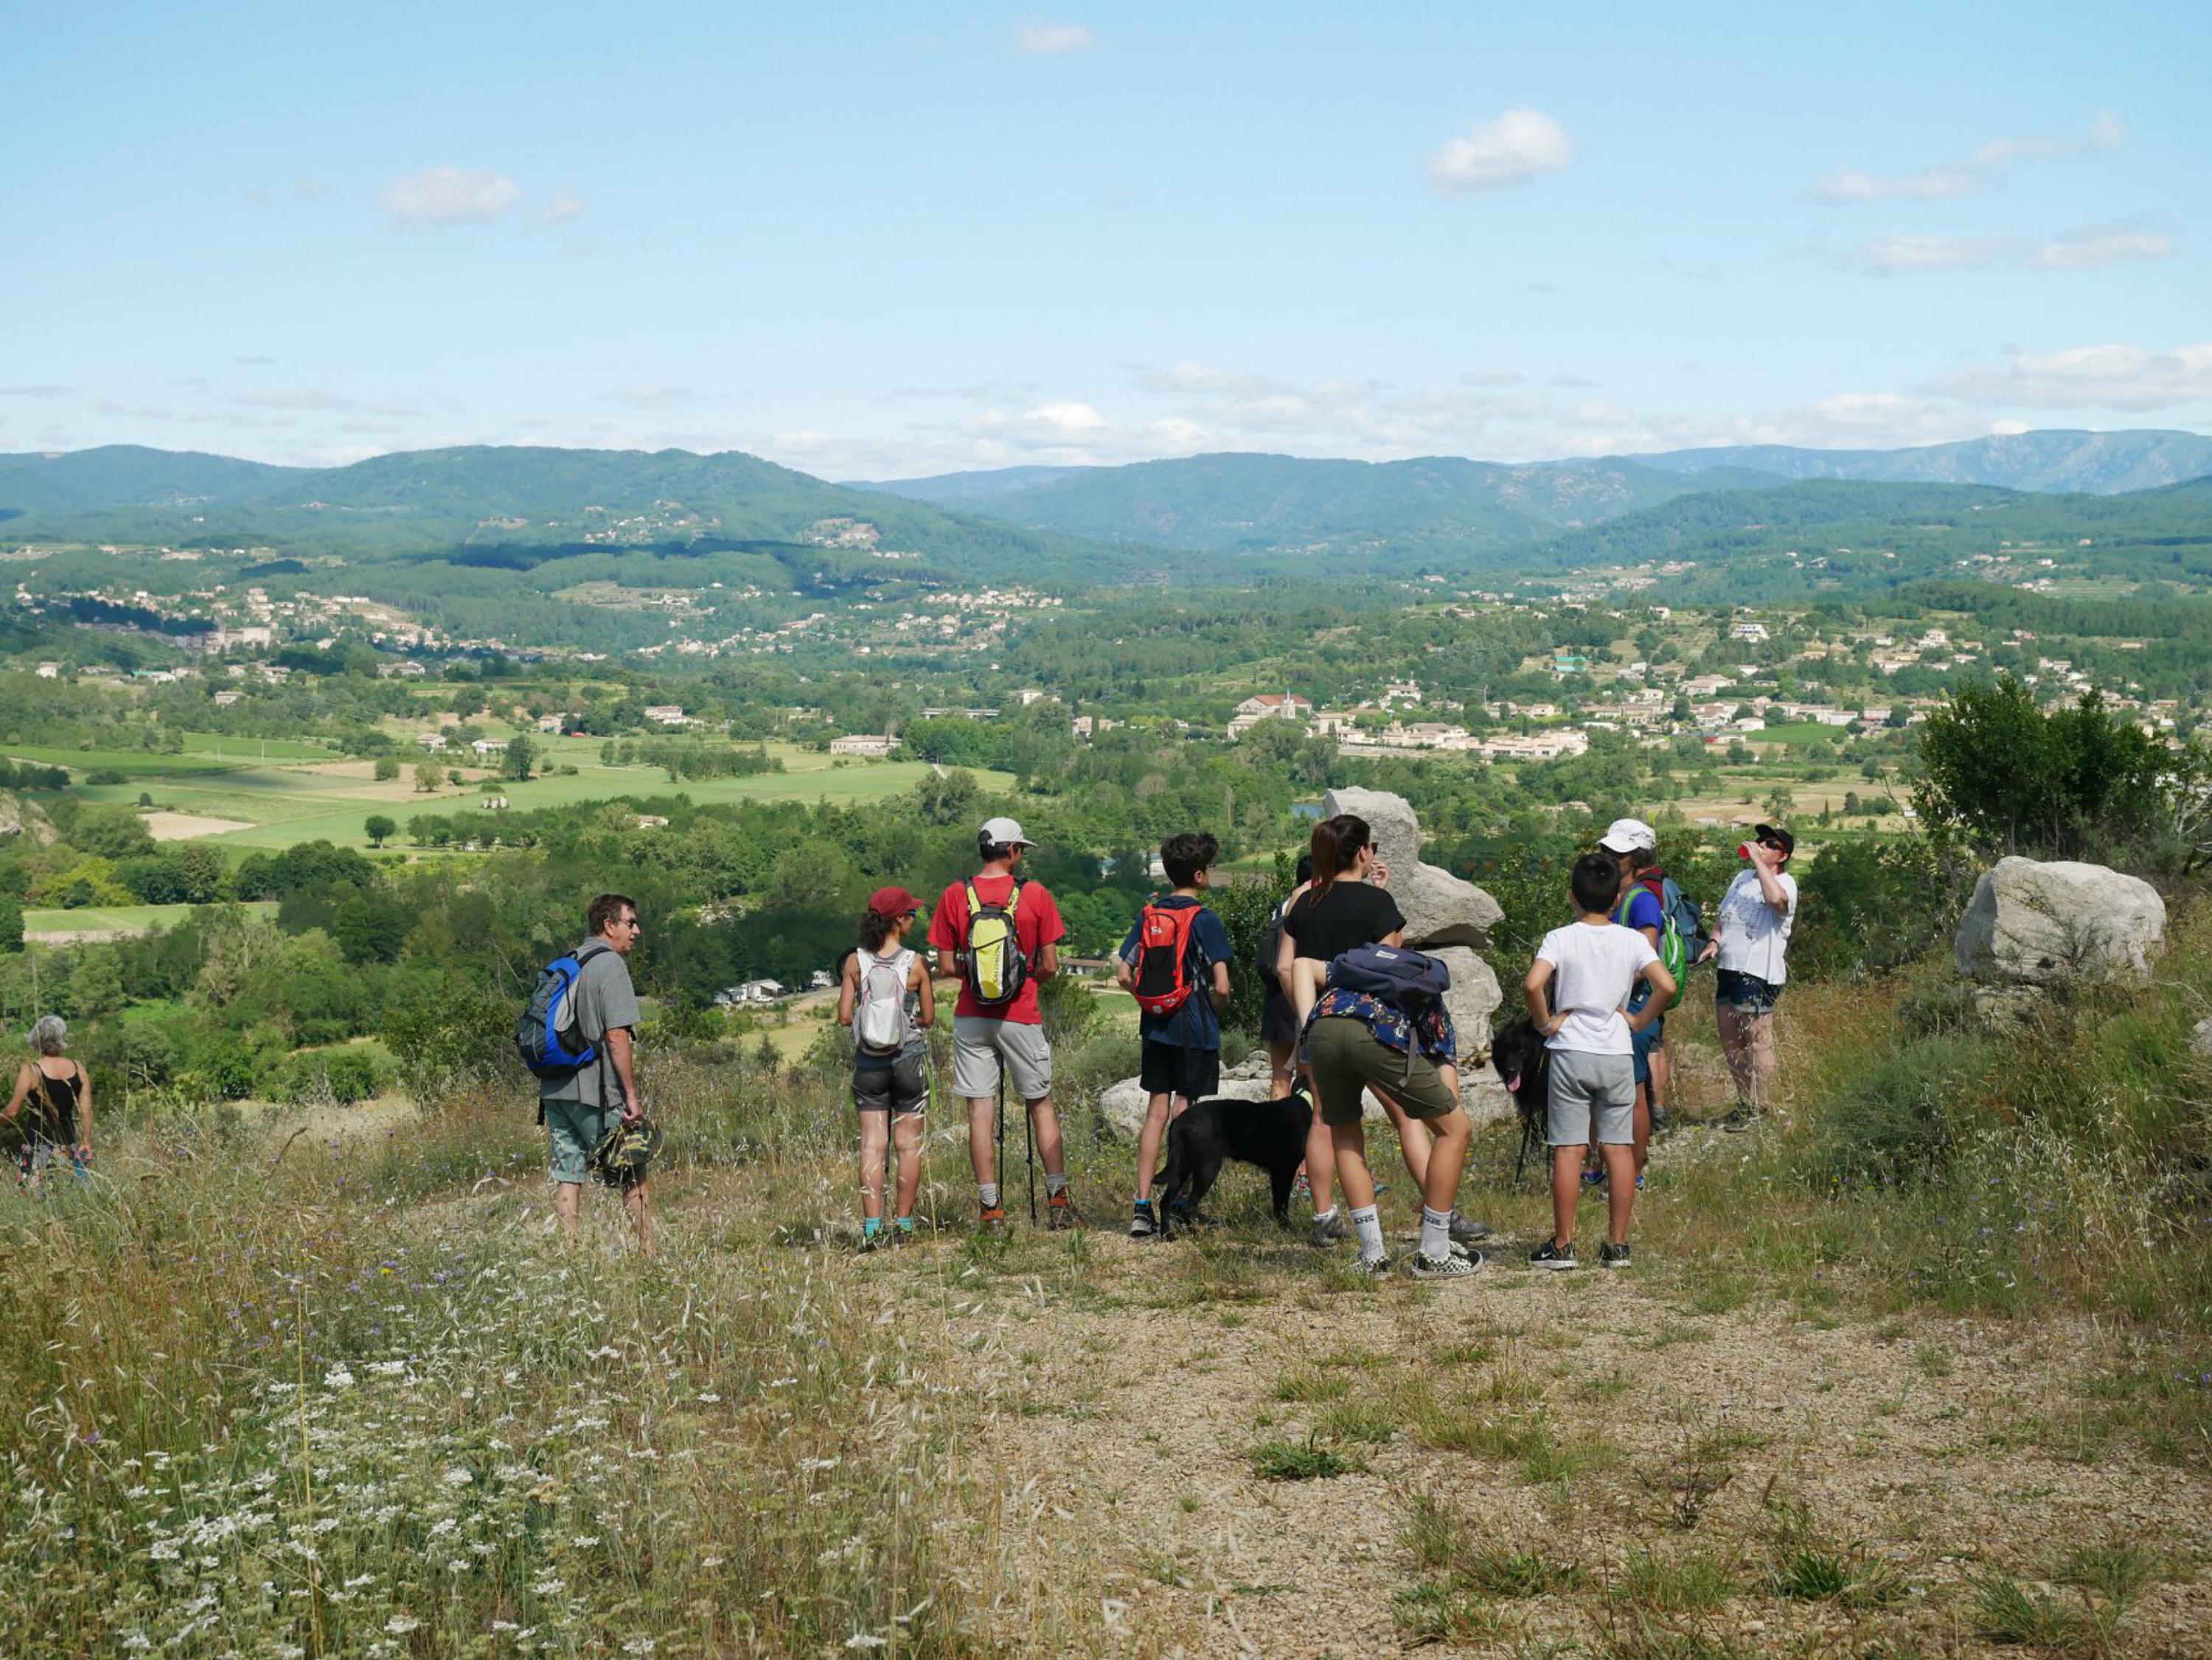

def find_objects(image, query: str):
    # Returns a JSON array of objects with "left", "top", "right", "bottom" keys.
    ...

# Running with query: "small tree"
[
  {"left": 372, "top": 755, "right": 400, "bottom": 781},
  {"left": 364, "top": 814, "right": 397, "bottom": 848},
  {"left": 502, "top": 733, "right": 536, "bottom": 782},
  {"left": 414, "top": 758, "right": 442, "bottom": 793}
]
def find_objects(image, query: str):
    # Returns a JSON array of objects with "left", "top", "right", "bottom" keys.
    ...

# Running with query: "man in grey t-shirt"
[{"left": 539, "top": 892, "right": 654, "bottom": 1255}]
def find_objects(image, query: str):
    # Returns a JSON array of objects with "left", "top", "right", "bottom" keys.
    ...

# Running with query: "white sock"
[
  {"left": 978, "top": 1183, "right": 1000, "bottom": 1209},
  {"left": 1351, "top": 1205, "right": 1385, "bottom": 1262},
  {"left": 1421, "top": 1206, "right": 1453, "bottom": 1260},
  {"left": 1312, "top": 1206, "right": 1338, "bottom": 1224}
]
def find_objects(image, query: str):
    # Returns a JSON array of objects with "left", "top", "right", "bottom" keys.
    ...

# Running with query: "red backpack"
[{"left": 1131, "top": 902, "right": 1203, "bottom": 1016}]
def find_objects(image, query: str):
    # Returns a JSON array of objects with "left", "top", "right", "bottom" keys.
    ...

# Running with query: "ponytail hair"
[
  {"left": 858, "top": 910, "right": 895, "bottom": 952},
  {"left": 1307, "top": 814, "right": 1370, "bottom": 897}
]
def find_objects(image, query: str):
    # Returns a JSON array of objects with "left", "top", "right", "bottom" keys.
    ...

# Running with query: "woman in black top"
[
  {"left": 2, "top": 1014, "right": 91, "bottom": 1191},
  {"left": 1277, "top": 816, "right": 1476, "bottom": 1276}
]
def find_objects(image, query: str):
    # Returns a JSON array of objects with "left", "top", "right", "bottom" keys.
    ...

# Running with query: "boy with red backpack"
[
  {"left": 928, "top": 816, "right": 1072, "bottom": 1235},
  {"left": 1115, "top": 831, "right": 1233, "bottom": 1238}
]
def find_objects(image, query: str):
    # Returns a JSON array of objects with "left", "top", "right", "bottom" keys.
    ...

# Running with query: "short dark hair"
[
  {"left": 1571, "top": 854, "right": 1620, "bottom": 916},
  {"left": 1161, "top": 831, "right": 1219, "bottom": 889},
  {"left": 1295, "top": 852, "right": 1315, "bottom": 885},
  {"left": 977, "top": 831, "right": 1019, "bottom": 863},
  {"left": 588, "top": 892, "right": 638, "bottom": 936}
]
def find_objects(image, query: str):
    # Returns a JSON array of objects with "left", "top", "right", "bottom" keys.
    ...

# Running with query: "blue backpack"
[
  {"left": 1326, "top": 944, "right": 1454, "bottom": 1082},
  {"left": 516, "top": 941, "right": 611, "bottom": 1080}
]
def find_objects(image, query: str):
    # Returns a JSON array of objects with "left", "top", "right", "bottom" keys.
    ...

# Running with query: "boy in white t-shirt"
[{"left": 1523, "top": 853, "right": 1677, "bottom": 1270}]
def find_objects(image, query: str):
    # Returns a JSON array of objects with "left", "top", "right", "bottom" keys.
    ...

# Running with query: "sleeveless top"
[{"left": 26, "top": 1063, "right": 80, "bottom": 1143}]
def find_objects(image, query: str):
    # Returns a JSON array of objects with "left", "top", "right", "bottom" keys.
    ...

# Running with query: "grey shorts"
[
  {"left": 855, "top": 1052, "right": 928, "bottom": 1115},
  {"left": 952, "top": 1016, "right": 1053, "bottom": 1101},
  {"left": 545, "top": 1096, "right": 618, "bottom": 1185},
  {"left": 1546, "top": 1050, "right": 1635, "bottom": 1147}
]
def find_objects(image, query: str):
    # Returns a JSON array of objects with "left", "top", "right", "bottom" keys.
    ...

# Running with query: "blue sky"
[{"left": 6, "top": 2, "right": 2208, "bottom": 476}]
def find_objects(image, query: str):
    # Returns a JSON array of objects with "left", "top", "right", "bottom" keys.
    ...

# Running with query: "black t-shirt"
[{"left": 1284, "top": 881, "right": 1406, "bottom": 963}]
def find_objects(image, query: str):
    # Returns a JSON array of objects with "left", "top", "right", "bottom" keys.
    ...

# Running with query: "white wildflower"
[
  {"left": 846, "top": 1637, "right": 889, "bottom": 1651},
  {"left": 701, "top": 1555, "right": 725, "bottom": 1569},
  {"left": 429, "top": 1516, "right": 459, "bottom": 1538},
  {"left": 323, "top": 1367, "right": 356, "bottom": 1390},
  {"left": 801, "top": 1457, "right": 840, "bottom": 1472},
  {"left": 148, "top": 1538, "right": 183, "bottom": 1562},
  {"left": 696, "top": 1392, "right": 721, "bottom": 1403},
  {"left": 121, "top": 1637, "right": 152, "bottom": 1653},
  {"left": 344, "top": 1574, "right": 377, "bottom": 1589},
  {"left": 622, "top": 1640, "right": 658, "bottom": 1656},
  {"left": 571, "top": 1535, "right": 599, "bottom": 1548},
  {"left": 442, "top": 1466, "right": 473, "bottom": 1488},
  {"left": 532, "top": 1577, "right": 565, "bottom": 1596},
  {"left": 385, "top": 1614, "right": 421, "bottom": 1635}
]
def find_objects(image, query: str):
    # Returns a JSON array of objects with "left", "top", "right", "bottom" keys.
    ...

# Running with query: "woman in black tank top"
[{"left": 2, "top": 1014, "right": 92, "bottom": 1189}]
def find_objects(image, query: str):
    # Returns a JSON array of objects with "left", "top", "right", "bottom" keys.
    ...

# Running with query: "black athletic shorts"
[
  {"left": 853, "top": 1052, "right": 928, "bottom": 1115},
  {"left": 1260, "top": 983, "right": 1300, "bottom": 1047},
  {"left": 1138, "top": 1042, "right": 1220, "bottom": 1102}
]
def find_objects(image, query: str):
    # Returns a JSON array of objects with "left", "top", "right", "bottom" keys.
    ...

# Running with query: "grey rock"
[
  {"left": 1955, "top": 857, "right": 2166, "bottom": 986},
  {"left": 1321, "top": 784, "right": 1501, "bottom": 947},
  {"left": 2192, "top": 1016, "right": 2212, "bottom": 1059},
  {"left": 1099, "top": 1072, "right": 1273, "bottom": 1138},
  {"left": 1393, "top": 860, "right": 1504, "bottom": 949}
]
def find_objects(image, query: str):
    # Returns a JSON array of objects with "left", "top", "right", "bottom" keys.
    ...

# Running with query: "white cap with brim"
[
  {"left": 1598, "top": 817, "right": 1657, "bottom": 854},
  {"left": 979, "top": 815, "right": 1035, "bottom": 848}
]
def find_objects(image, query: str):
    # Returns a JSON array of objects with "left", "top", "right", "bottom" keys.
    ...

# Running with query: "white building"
[
  {"left": 829, "top": 734, "right": 895, "bottom": 757},
  {"left": 643, "top": 705, "right": 689, "bottom": 726}
]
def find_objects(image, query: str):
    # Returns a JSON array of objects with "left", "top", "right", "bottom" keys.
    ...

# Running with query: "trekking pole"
[
  {"left": 1023, "top": 1079, "right": 1037, "bottom": 1224},
  {"left": 994, "top": 1071, "right": 1006, "bottom": 1227}
]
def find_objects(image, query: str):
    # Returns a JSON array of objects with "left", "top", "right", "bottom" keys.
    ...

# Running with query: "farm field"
[
  {"left": 27, "top": 740, "right": 1015, "bottom": 851},
  {"left": 23, "top": 900, "right": 278, "bottom": 941}
]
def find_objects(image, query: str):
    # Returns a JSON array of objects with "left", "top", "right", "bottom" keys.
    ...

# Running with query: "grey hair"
[{"left": 29, "top": 1015, "right": 66, "bottom": 1056}]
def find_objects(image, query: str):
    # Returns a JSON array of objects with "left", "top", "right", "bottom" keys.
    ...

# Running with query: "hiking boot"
[
  {"left": 978, "top": 1204, "right": 1008, "bottom": 1238},
  {"left": 1649, "top": 1103, "right": 1672, "bottom": 1135},
  {"left": 859, "top": 1228, "right": 883, "bottom": 1254},
  {"left": 1599, "top": 1241, "right": 1632, "bottom": 1269},
  {"left": 1412, "top": 1248, "right": 1483, "bottom": 1280},
  {"left": 1448, "top": 1211, "right": 1492, "bottom": 1246},
  {"left": 1128, "top": 1202, "right": 1157, "bottom": 1240},
  {"left": 1528, "top": 1239, "right": 1578, "bottom": 1272},
  {"left": 1719, "top": 1102, "right": 1761, "bottom": 1134},
  {"left": 1352, "top": 1253, "right": 1391, "bottom": 1279},
  {"left": 1310, "top": 1210, "right": 1352, "bottom": 1247},
  {"left": 1045, "top": 1192, "right": 1077, "bottom": 1231}
]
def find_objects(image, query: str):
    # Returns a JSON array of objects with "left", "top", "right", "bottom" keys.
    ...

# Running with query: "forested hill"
[
  {"left": 0, "top": 444, "right": 1138, "bottom": 585},
  {"left": 857, "top": 450, "right": 1776, "bottom": 559},
  {"left": 1634, "top": 428, "right": 2212, "bottom": 495}
]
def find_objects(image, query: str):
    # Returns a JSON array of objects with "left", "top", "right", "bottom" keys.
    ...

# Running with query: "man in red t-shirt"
[{"left": 928, "top": 815, "right": 1071, "bottom": 1235}]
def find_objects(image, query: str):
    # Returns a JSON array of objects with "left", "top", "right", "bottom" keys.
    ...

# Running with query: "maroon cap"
[{"left": 867, "top": 885, "right": 922, "bottom": 919}]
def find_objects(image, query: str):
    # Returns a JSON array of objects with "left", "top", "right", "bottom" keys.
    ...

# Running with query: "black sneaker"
[
  {"left": 1352, "top": 1252, "right": 1391, "bottom": 1278},
  {"left": 1599, "top": 1241, "right": 1632, "bottom": 1269},
  {"left": 1719, "top": 1102, "right": 1761, "bottom": 1134},
  {"left": 1448, "top": 1210, "right": 1492, "bottom": 1245},
  {"left": 1528, "top": 1239, "right": 1578, "bottom": 1272},
  {"left": 1128, "top": 1203, "right": 1157, "bottom": 1239},
  {"left": 1412, "top": 1249, "right": 1482, "bottom": 1280}
]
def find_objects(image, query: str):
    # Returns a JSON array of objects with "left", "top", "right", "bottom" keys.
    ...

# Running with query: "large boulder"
[
  {"left": 1321, "top": 785, "right": 1501, "bottom": 948},
  {"left": 1955, "top": 857, "right": 2166, "bottom": 986}
]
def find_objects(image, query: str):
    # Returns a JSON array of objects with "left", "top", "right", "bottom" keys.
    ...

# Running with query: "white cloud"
[
  {"left": 1013, "top": 23, "right": 1096, "bottom": 55},
  {"left": 1935, "top": 343, "right": 2212, "bottom": 411},
  {"left": 0, "top": 384, "right": 72, "bottom": 398},
  {"left": 2023, "top": 225, "right": 2174, "bottom": 271},
  {"left": 533, "top": 185, "right": 586, "bottom": 228},
  {"left": 378, "top": 166, "right": 524, "bottom": 229},
  {"left": 1850, "top": 234, "right": 2024, "bottom": 273},
  {"left": 1426, "top": 107, "right": 1573, "bottom": 195},
  {"left": 1810, "top": 111, "right": 2125, "bottom": 203}
]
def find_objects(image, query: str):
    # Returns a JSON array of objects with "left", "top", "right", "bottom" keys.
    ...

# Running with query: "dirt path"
[{"left": 860, "top": 1226, "right": 2212, "bottom": 1657}]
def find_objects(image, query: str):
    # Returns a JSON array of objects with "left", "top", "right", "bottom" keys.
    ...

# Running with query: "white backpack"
[{"left": 855, "top": 947, "right": 918, "bottom": 1057}]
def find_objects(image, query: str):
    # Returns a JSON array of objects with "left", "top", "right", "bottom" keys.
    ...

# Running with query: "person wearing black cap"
[
  {"left": 840, "top": 885, "right": 936, "bottom": 1246},
  {"left": 1696, "top": 824, "right": 1797, "bottom": 1130}
]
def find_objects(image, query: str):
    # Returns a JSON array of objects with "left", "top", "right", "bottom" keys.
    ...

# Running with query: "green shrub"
[{"left": 1797, "top": 1033, "right": 1998, "bottom": 1190}]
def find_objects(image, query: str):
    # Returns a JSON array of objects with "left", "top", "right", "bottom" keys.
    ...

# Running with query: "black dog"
[
  {"left": 1489, "top": 1013, "right": 1553, "bottom": 1183},
  {"left": 1153, "top": 1084, "right": 1313, "bottom": 1240}
]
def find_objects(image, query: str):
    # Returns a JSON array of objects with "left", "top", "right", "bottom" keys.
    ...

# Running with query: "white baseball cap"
[
  {"left": 979, "top": 815, "right": 1035, "bottom": 848},
  {"left": 1598, "top": 817, "right": 1657, "bottom": 854}
]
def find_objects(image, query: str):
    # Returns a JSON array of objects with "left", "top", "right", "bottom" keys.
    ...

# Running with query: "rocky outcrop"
[
  {"left": 1320, "top": 787, "right": 1501, "bottom": 949},
  {"left": 0, "top": 791, "right": 57, "bottom": 846},
  {"left": 1096, "top": 789, "right": 1511, "bottom": 1136},
  {"left": 1955, "top": 857, "right": 2166, "bottom": 986}
]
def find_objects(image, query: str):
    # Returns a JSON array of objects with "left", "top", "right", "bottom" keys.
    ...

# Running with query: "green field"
[
  {"left": 24, "top": 901, "right": 278, "bottom": 936},
  {"left": 49, "top": 742, "right": 1015, "bottom": 851}
]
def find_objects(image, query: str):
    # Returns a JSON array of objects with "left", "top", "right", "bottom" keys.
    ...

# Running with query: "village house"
[
  {"left": 415, "top": 732, "right": 448, "bottom": 752},
  {"left": 470, "top": 738, "right": 507, "bottom": 758},
  {"left": 1226, "top": 692, "right": 1314, "bottom": 739},
  {"left": 828, "top": 734, "right": 896, "bottom": 758},
  {"left": 643, "top": 705, "right": 689, "bottom": 726}
]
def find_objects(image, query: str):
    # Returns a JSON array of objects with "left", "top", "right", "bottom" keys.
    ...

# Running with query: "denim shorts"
[
  {"left": 1715, "top": 969, "right": 1781, "bottom": 1015},
  {"left": 546, "top": 1097, "right": 617, "bottom": 1185},
  {"left": 1631, "top": 1014, "right": 1664, "bottom": 1085}
]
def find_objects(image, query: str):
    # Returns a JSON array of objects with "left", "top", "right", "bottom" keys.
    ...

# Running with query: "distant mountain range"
[
  {"left": 1, "top": 429, "right": 2206, "bottom": 593},
  {"left": 855, "top": 429, "right": 2212, "bottom": 560}
]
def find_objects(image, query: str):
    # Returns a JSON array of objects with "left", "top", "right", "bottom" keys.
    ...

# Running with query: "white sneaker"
[{"left": 1412, "top": 1249, "right": 1482, "bottom": 1280}]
